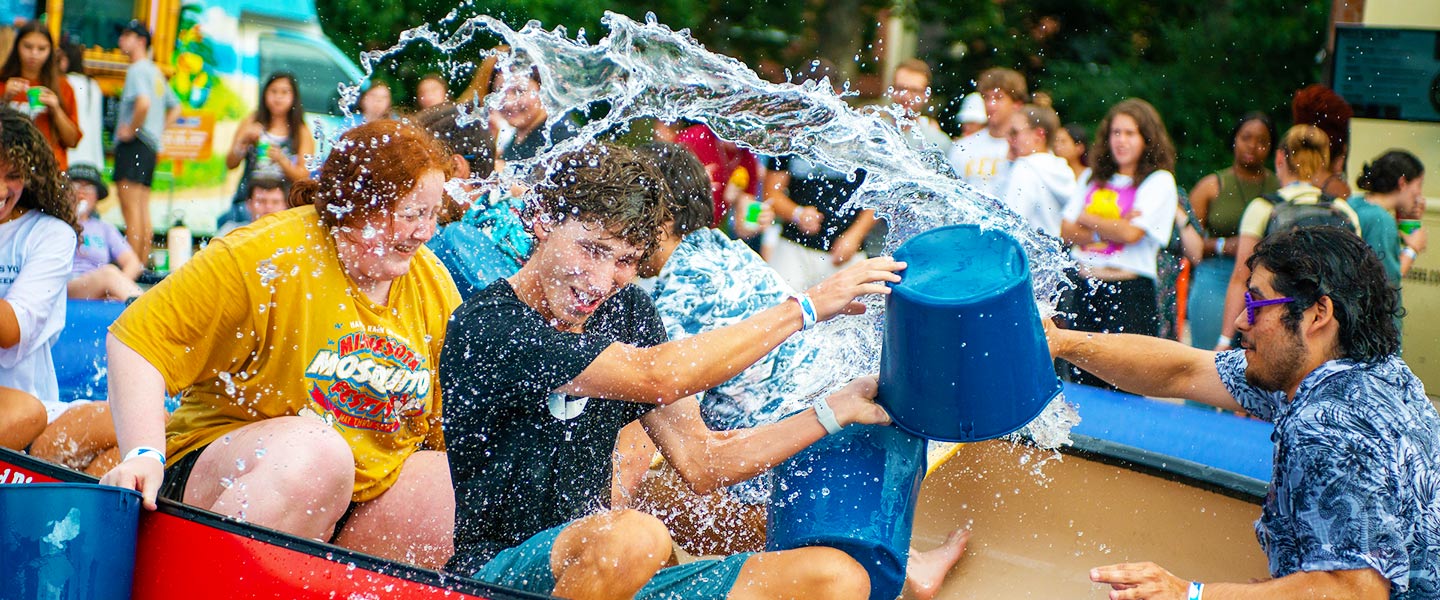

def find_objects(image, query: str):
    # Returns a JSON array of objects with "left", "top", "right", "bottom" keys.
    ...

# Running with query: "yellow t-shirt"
[
  {"left": 1236, "top": 183, "right": 1362, "bottom": 239},
  {"left": 110, "top": 206, "right": 461, "bottom": 502}
]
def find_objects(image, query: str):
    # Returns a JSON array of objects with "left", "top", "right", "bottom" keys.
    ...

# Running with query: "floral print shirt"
[{"left": 1215, "top": 350, "right": 1440, "bottom": 598}]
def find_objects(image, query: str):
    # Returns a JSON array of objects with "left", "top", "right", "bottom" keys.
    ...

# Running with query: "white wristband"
[
  {"left": 1187, "top": 581, "right": 1204, "bottom": 600},
  {"left": 1214, "top": 237, "right": 1226, "bottom": 256},
  {"left": 789, "top": 293, "right": 818, "bottom": 330},
  {"left": 1402, "top": 246, "right": 1418, "bottom": 260},
  {"left": 813, "top": 397, "right": 844, "bottom": 435},
  {"left": 123, "top": 446, "right": 166, "bottom": 467},
  {"left": 1216, "top": 335, "right": 1233, "bottom": 348}
]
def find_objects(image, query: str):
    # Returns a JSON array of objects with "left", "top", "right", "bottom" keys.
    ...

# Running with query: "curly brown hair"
[
  {"left": 290, "top": 119, "right": 452, "bottom": 230},
  {"left": 1091, "top": 98, "right": 1176, "bottom": 184},
  {"left": 0, "top": 108, "right": 78, "bottom": 236},
  {"left": 526, "top": 143, "right": 672, "bottom": 256}
]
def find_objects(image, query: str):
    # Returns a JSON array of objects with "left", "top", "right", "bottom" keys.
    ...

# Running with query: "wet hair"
[
  {"left": 1016, "top": 104, "right": 1060, "bottom": 147},
  {"left": 894, "top": 58, "right": 931, "bottom": 83},
  {"left": 0, "top": 108, "right": 79, "bottom": 236},
  {"left": 291, "top": 119, "right": 452, "bottom": 230},
  {"left": 1356, "top": 150, "right": 1424, "bottom": 194},
  {"left": 527, "top": 142, "right": 672, "bottom": 256},
  {"left": 1248, "top": 227, "right": 1400, "bottom": 362},
  {"left": 1061, "top": 123, "right": 1089, "bottom": 166},
  {"left": 1277, "top": 125, "right": 1330, "bottom": 182},
  {"left": 255, "top": 72, "right": 305, "bottom": 153},
  {"left": 639, "top": 142, "right": 713, "bottom": 238},
  {"left": 1091, "top": 98, "right": 1176, "bottom": 184},
  {"left": 1229, "top": 111, "right": 1275, "bottom": 154},
  {"left": 1292, "top": 85, "right": 1352, "bottom": 164},
  {"left": 0, "top": 22, "right": 62, "bottom": 100},
  {"left": 977, "top": 68, "right": 1028, "bottom": 103},
  {"left": 414, "top": 103, "right": 496, "bottom": 179}
]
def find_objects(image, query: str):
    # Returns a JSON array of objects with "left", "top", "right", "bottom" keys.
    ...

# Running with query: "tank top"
[
  {"left": 1207, "top": 167, "right": 1280, "bottom": 238},
  {"left": 231, "top": 130, "right": 294, "bottom": 205}
]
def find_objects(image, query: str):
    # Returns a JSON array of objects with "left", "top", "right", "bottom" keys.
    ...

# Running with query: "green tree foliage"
[{"left": 918, "top": 0, "right": 1330, "bottom": 186}]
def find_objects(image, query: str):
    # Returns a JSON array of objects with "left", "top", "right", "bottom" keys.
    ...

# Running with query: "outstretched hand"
[
  {"left": 99, "top": 455, "right": 164, "bottom": 511},
  {"left": 804, "top": 256, "right": 905, "bottom": 321},
  {"left": 1090, "top": 562, "right": 1189, "bottom": 600}
]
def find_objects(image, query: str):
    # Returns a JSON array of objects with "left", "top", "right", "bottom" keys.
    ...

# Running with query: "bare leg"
[
  {"left": 0, "top": 386, "right": 46, "bottom": 450},
  {"left": 30, "top": 401, "right": 117, "bottom": 470},
  {"left": 183, "top": 416, "right": 353, "bottom": 541},
  {"left": 549, "top": 509, "right": 673, "bottom": 600},
  {"left": 610, "top": 419, "right": 656, "bottom": 508},
  {"left": 67, "top": 265, "right": 142, "bottom": 300},
  {"left": 332, "top": 450, "right": 453, "bottom": 569},
  {"left": 84, "top": 446, "right": 121, "bottom": 477},
  {"left": 727, "top": 546, "right": 871, "bottom": 600},
  {"left": 117, "top": 181, "right": 153, "bottom": 261},
  {"left": 902, "top": 529, "right": 970, "bottom": 600}
]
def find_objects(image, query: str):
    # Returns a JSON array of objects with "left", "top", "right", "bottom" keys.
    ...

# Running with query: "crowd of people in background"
[{"left": 0, "top": 19, "right": 1434, "bottom": 599}]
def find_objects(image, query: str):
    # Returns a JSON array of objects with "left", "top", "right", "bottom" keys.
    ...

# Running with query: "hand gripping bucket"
[
  {"left": 879, "top": 224, "right": 1061, "bottom": 442},
  {"left": 0, "top": 483, "right": 142, "bottom": 600},
  {"left": 766, "top": 424, "right": 926, "bottom": 600}
]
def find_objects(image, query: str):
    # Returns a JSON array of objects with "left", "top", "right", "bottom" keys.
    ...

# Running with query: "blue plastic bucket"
[
  {"left": 0, "top": 483, "right": 142, "bottom": 600},
  {"left": 766, "top": 424, "right": 926, "bottom": 600},
  {"left": 879, "top": 224, "right": 1061, "bottom": 442}
]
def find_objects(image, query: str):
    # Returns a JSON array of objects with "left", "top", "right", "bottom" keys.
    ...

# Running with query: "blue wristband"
[
  {"left": 1187, "top": 581, "right": 1204, "bottom": 600},
  {"left": 790, "top": 293, "right": 817, "bottom": 330},
  {"left": 123, "top": 446, "right": 166, "bottom": 467}
]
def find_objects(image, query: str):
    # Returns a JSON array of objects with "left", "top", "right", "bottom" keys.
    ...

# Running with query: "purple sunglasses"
[{"left": 1244, "top": 291, "right": 1294, "bottom": 325}]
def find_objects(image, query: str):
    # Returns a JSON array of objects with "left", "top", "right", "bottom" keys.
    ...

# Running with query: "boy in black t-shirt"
[{"left": 440, "top": 143, "right": 905, "bottom": 600}]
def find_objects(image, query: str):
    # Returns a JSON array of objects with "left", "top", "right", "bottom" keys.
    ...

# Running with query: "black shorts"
[
  {"left": 161, "top": 443, "right": 359, "bottom": 542},
  {"left": 113, "top": 138, "right": 158, "bottom": 186}
]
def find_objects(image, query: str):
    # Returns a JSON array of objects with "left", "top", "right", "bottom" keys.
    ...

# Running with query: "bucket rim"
[
  {"left": 0, "top": 482, "right": 144, "bottom": 499},
  {"left": 887, "top": 377, "right": 1063, "bottom": 443},
  {"left": 890, "top": 224, "right": 1032, "bottom": 305}
]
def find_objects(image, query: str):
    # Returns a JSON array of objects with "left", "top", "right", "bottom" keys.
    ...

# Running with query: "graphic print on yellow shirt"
[
  {"left": 1078, "top": 183, "right": 1138, "bottom": 256},
  {"left": 110, "top": 206, "right": 460, "bottom": 502},
  {"left": 302, "top": 330, "right": 433, "bottom": 433}
]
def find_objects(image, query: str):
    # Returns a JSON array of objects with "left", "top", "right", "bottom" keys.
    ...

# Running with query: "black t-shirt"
[
  {"left": 766, "top": 155, "right": 867, "bottom": 251},
  {"left": 501, "top": 115, "right": 580, "bottom": 163},
  {"left": 440, "top": 279, "right": 667, "bottom": 574}
]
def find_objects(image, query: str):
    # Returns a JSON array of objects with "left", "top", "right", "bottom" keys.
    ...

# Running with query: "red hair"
[
  {"left": 290, "top": 119, "right": 452, "bottom": 230},
  {"left": 1291, "top": 85, "right": 1352, "bottom": 161}
]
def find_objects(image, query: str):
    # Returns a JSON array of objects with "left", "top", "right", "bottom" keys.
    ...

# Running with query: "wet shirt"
[
  {"left": 1215, "top": 350, "right": 1440, "bottom": 598},
  {"left": 72, "top": 217, "right": 129, "bottom": 276},
  {"left": 111, "top": 206, "right": 460, "bottom": 502},
  {"left": 767, "top": 155, "right": 866, "bottom": 251},
  {"left": 440, "top": 280, "right": 664, "bottom": 573}
]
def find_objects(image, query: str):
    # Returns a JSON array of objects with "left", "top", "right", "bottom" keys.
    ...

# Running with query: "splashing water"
[{"left": 343, "top": 12, "right": 1078, "bottom": 444}]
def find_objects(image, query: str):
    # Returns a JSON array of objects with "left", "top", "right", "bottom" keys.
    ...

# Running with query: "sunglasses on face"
[{"left": 1243, "top": 291, "right": 1295, "bottom": 325}]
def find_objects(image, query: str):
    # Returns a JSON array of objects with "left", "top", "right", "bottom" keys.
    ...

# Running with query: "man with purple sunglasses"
[{"left": 1047, "top": 226, "right": 1439, "bottom": 600}]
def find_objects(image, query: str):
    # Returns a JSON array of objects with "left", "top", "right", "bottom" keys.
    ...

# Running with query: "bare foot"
[{"left": 902, "top": 529, "right": 970, "bottom": 600}]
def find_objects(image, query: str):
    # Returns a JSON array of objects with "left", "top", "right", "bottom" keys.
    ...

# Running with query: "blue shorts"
[{"left": 474, "top": 522, "right": 755, "bottom": 599}]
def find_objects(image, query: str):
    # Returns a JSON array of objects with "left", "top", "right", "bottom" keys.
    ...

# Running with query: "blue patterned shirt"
[{"left": 1216, "top": 350, "right": 1440, "bottom": 598}]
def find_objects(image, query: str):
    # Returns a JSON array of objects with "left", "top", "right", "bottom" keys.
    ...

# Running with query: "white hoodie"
[{"left": 1001, "top": 152, "right": 1076, "bottom": 237}]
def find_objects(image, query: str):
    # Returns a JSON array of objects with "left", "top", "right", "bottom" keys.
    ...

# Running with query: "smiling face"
[
  {"left": 0, "top": 159, "right": 24, "bottom": 219},
  {"left": 497, "top": 74, "right": 544, "bottom": 131},
  {"left": 1006, "top": 112, "right": 1046, "bottom": 159},
  {"left": 1237, "top": 267, "right": 1307, "bottom": 393},
  {"left": 333, "top": 169, "right": 444, "bottom": 288},
  {"left": 17, "top": 32, "right": 51, "bottom": 78},
  {"left": 416, "top": 78, "right": 447, "bottom": 110},
  {"left": 526, "top": 217, "right": 644, "bottom": 328},
  {"left": 889, "top": 67, "right": 930, "bottom": 116},
  {"left": 1107, "top": 113, "right": 1145, "bottom": 175}
]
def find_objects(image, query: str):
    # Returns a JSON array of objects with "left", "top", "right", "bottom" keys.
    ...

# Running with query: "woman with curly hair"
[
  {"left": 0, "top": 107, "right": 80, "bottom": 450},
  {"left": 0, "top": 21, "right": 81, "bottom": 169},
  {"left": 102, "top": 119, "right": 461, "bottom": 569}
]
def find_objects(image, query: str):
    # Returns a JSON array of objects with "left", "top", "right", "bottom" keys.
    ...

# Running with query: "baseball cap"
[
  {"left": 116, "top": 19, "right": 152, "bottom": 42},
  {"left": 959, "top": 93, "right": 987, "bottom": 125},
  {"left": 67, "top": 164, "right": 109, "bottom": 200}
]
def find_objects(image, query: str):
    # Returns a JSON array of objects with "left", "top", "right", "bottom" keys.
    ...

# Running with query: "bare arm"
[
  {"left": 1048, "top": 321, "right": 1242, "bottom": 411},
  {"left": 1075, "top": 211, "right": 1147, "bottom": 244},
  {"left": 275, "top": 125, "right": 316, "bottom": 182},
  {"left": 640, "top": 376, "right": 889, "bottom": 494},
  {"left": 0, "top": 299, "right": 19, "bottom": 348},
  {"left": 225, "top": 119, "right": 260, "bottom": 170},
  {"left": 560, "top": 256, "right": 903, "bottom": 404},
  {"left": 114, "top": 247, "right": 145, "bottom": 280},
  {"left": 763, "top": 169, "right": 798, "bottom": 222},
  {"left": 119, "top": 95, "right": 151, "bottom": 142},
  {"left": 1189, "top": 174, "right": 1218, "bottom": 231},
  {"left": 1217, "top": 234, "right": 1259, "bottom": 345},
  {"left": 97, "top": 334, "right": 169, "bottom": 510},
  {"left": 1091, "top": 561, "right": 1388, "bottom": 600}
]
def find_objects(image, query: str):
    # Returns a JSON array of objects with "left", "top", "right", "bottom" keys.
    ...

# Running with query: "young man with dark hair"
[
  {"left": 216, "top": 173, "right": 290, "bottom": 236},
  {"left": 1048, "top": 227, "right": 1439, "bottom": 600},
  {"left": 440, "top": 142, "right": 906, "bottom": 600}
]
